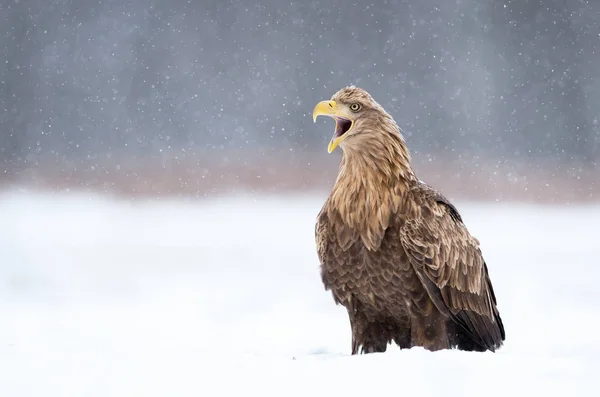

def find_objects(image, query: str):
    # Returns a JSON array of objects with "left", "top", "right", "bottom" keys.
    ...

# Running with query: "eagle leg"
[
  {"left": 410, "top": 312, "right": 451, "bottom": 351},
  {"left": 392, "top": 326, "right": 412, "bottom": 349},
  {"left": 351, "top": 319, "right": 389, "bottom": 355},
  {"left": 347, "top": 302, "right": 392, "bottom": 355}
]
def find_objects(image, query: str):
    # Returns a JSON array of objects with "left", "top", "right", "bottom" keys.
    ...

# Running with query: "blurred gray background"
[{"left": 1, "top": 0, "right": 599, "bottom": 202}]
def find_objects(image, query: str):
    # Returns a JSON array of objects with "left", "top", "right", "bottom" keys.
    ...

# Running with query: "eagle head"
[{"left": 312, "top": 86, "right": 400, "bottom": 153}]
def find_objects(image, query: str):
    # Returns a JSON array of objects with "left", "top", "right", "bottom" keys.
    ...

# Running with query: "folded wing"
[{"left": 400, "top": 186, "right": 505, "bottom": 351}]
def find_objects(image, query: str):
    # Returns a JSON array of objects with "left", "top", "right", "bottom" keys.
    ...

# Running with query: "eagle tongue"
[{"left": 335, "top": 117, "right": 352, "bottom": 138}]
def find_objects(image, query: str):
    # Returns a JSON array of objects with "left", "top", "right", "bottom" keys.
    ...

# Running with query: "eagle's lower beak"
[{"left": 312, "top": 100, "right": 354, "bottom": 153}]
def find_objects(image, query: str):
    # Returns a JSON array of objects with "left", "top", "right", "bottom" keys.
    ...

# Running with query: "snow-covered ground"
[{"left": 1, "top": 190, "right": 598, "bottom": 396}]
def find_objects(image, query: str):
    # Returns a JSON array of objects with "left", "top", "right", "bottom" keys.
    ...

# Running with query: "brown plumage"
[{"left": 312, "top": 86, "right": 505, "bottom": 354}]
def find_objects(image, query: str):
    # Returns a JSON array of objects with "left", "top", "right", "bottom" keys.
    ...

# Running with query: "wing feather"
[
  {"left": 315, "top": 205, "right": 329, "bottom": 266},
  {"left": 400, "top": 184, "right": 505, "bottom": 350}
]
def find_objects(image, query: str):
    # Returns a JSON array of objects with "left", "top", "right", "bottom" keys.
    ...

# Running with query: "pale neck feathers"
[{"left": 328, "top": 125, "right": 417, "bottom": 251}]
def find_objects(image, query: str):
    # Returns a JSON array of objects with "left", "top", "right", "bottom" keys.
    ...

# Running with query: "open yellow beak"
[{"left": 312, "top": 100, "right": 353, "bottom": 153}]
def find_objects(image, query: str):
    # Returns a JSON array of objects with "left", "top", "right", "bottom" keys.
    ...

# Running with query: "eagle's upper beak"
[{"left": 312, "top": 100, "right": 354, "bottom": 153}]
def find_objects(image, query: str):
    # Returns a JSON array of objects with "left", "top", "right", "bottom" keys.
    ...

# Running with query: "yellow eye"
[{"left": 349, "top": 103, "right": 361, "bottom": 112}]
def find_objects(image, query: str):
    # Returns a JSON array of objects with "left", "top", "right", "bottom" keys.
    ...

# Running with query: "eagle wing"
[
  {"left": 400, "top": 183, "right": 505, "bottom": 351},
  {"left": 315, "top": 205, "right": 329, "bottom": 267},
  {"left": 314, "top": 200, "right": 362, "bottom": 307},
  {"left": 315, "top": 199, "right": 359, "bottom": 266}
]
